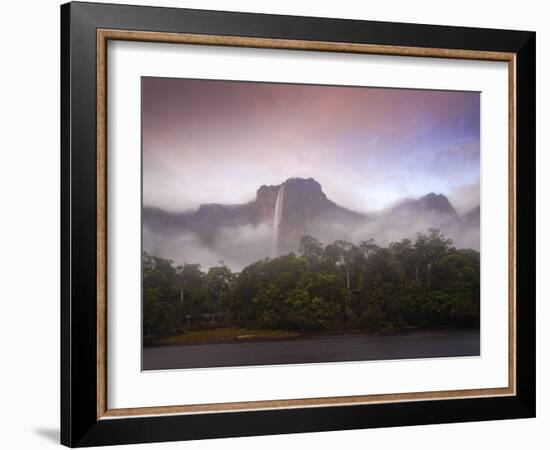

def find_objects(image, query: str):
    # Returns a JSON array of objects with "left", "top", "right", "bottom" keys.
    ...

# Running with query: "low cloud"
[
  {"left": 144, "top": 223, "right": 274, "bottom": 272},
  {"left": 144, "top": 215, "right": 479, "bottom": 273},
  {"left": 313, "top": 215, "right": 479, "bottom": 251}
]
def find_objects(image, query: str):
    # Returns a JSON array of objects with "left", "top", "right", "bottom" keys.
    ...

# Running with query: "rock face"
[
  {"left": 143, "top": 177, "right": 365, "bottom": 251},
  {"left": 278, "top": 178, "right": 329, "bottom": 248},
  {"left": 251, "top": 184, "right": 281, "bottom": 223},
  {"left": 391, "top": 193, "right": 459, "bottom": 219},
  {"left": 271, "top": 178, "right": 364, "bottom": 251},
  {"left": 143, "top": 180, "right": 480, "bottom": 259},
  {"left": 388, "top": 192, "right": 460, "bottom": 231}
]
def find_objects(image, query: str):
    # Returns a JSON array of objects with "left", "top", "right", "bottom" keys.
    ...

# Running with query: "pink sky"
[{"left": 142, "top": 77, "right": 480, "bottom": 214}]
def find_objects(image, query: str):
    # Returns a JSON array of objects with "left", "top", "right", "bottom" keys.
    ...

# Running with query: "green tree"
[
  {"left": 142, "top": 229, "right": 480, "bottom": 337},
  {"left": 204, "top": 265, "right": 234, "bottom": 314},
  {"left": 299, "top": 235, "right": 324, "bottom": 265}
]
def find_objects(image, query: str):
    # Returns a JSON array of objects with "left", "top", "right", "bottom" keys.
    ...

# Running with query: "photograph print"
[{"left": 142, "top": 77, "right": 481, "bottom": 371}]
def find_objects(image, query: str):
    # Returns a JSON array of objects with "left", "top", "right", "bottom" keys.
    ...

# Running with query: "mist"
[
  {"left": 143, "top": 78, "right": 480, "bottom": 214},
  {"left": 144, "top": 223, "right": 274, "bottom": 272},
  {"left": 144, "top": 214, "right": 479, "bottom": 273},
  {"left": 142, "top": 78, "right": 480, "bottom": 271}
]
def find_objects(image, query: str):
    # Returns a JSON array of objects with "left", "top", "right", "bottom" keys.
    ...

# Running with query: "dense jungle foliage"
[{"left": 143, "top": 229, "right": 480, "bottom": 339}]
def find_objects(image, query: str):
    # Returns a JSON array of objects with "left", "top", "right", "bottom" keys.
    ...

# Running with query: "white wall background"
[{"left": 0, "top": 1, "right": 546, "bottom": 448}]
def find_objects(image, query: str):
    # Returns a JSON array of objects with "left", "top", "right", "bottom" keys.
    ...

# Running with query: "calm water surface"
[{"left": 143, "top": 329, "right": 480, "bottom": 370}]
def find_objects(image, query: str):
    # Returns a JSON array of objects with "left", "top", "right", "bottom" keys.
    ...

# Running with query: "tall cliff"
[
  {"left": 142, "top": 177, "right": 480, "bottom": 261},
  {"left": 143, "top": 177, "right": 365, "bottom": 252}
]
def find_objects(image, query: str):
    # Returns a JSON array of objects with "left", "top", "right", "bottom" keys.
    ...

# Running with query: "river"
[{"left": 143, "top": 328, "right": 480, "bottom": 370}]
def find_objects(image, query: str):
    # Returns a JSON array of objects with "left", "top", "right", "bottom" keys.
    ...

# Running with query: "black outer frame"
[{"left": 60, "top": 1, "right": 536, "bottom": 447}]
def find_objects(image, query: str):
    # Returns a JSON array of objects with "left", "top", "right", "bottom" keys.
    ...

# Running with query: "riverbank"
[
  {"left": 152, "top": 328, "right": 302, "bottom": 346},
  {"left": 143, "top": 328, "right": 480, "bottom": 370},
  {"left": 146, "top": 326, "right": 477, "bottom": 347}
]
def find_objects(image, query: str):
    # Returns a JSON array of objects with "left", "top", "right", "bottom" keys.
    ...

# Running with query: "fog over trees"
[
  {"left": 143, "top": 178, "right": 480, "bottom": 273},
  {"left": 144, "top": 229, "right": 480, "bottom": 339}
]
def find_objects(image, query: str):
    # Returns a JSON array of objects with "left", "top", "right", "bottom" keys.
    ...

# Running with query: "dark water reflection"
[{"left": 143, "top": 328, "right": 480, "bottom": 370}]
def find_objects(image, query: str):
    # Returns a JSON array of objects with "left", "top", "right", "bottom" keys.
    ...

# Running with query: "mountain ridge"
[{"left": 143, "top": 177, "right": 478, "bottom": 255}]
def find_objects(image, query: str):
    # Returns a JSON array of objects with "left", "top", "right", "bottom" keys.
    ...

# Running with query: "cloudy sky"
[{"left": 142, "top": 77, "right": 480, "bottom": 215}]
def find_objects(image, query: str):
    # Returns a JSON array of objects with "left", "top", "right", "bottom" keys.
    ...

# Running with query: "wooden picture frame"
[{"left": 61, "top": 2, "right": 535, "bottom": 447}]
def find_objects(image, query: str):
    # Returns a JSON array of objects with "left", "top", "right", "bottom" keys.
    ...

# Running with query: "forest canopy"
[{"left": 143, "top": 229, "right": 480, "bottom": 340}]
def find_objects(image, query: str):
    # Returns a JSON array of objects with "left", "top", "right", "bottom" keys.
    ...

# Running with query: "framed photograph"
[{"left": 61, "top": 2, "right": 536, "bottom": 447}]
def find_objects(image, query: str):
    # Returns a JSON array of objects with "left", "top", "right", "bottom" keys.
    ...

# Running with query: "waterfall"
[{"left": 271, "top": 184, "right": 285, "bottom": 256}]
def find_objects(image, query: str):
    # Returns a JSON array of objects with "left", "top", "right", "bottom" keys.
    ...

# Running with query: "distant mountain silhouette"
[
  {"left": 389, "top": 192, "right": 460, "bottom": 230},
  {"left": 143, "top": 178, "right": 479, "bottom": 258},
  {"left": 462, "top": 204, "right": 480, "bottom": 227},
  {"left": 391, "top": 192, "right": 458, "bottom": 217},
  {"left": 143, "top": 177, "right": 365, "bottom": 251}
]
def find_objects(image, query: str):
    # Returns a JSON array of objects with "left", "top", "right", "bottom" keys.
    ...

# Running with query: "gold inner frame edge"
[{"left": 96, "top": 28, "right": 517, "bottom": 420}]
